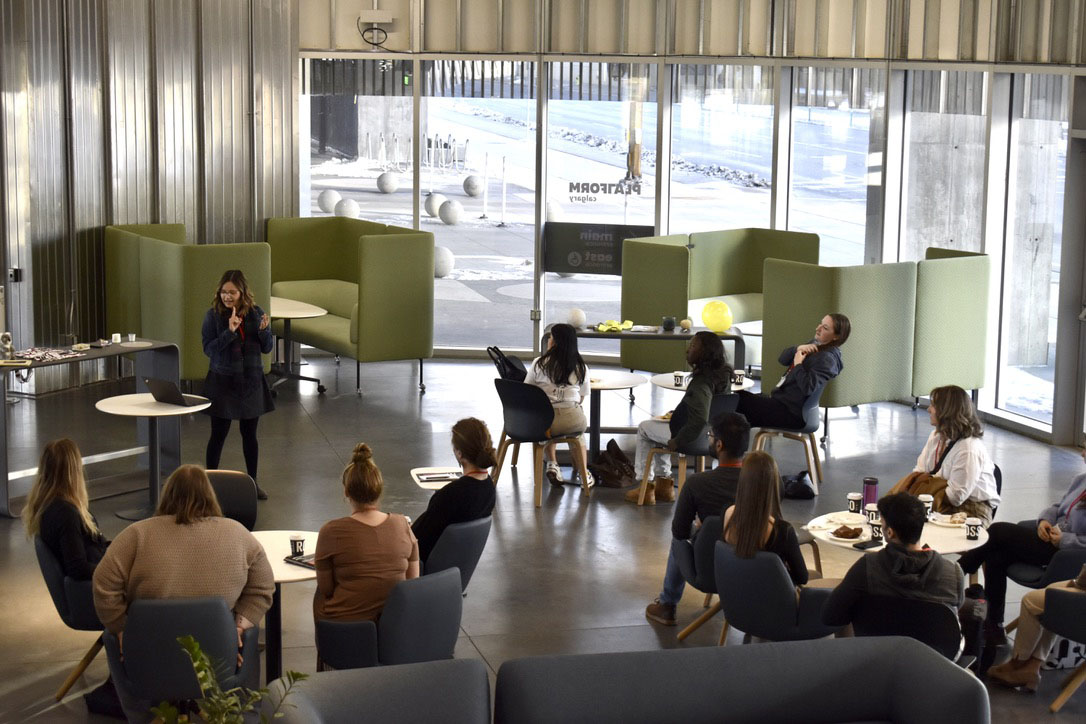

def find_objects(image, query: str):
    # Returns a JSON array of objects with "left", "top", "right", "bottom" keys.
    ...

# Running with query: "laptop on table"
[{"left": 144, "top": 378, "right": 207, "bottom": 407}]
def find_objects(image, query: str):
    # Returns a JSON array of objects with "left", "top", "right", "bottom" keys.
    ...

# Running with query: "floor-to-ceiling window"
[
  {"left": 996, "top": 74, "right": 1069, "bottom": 425},
  {"left": 789, "top": 67, "right": 886, "bottom": 266},
  {"left": 421, "top": 60, "right": 537, "bottom": 350},
  {"left": 668, "top": 64, "right": 774, "bottom": 232}
]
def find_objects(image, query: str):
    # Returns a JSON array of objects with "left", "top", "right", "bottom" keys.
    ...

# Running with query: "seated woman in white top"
[
  {"left": 913, "top": 385, "right": 1000, "bottom": 525},
  {"left": 524, "top": 323, "right": 592, "bottom": 487}
]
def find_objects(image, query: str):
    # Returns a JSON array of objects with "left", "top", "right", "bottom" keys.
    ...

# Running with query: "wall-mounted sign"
[{"left": 543, "top": 222, "right": 655, "bottom": 276}]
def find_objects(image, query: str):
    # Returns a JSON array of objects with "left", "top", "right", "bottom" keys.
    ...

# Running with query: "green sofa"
[
  {"left": 265, "top": 217, "right": 434, "bottom": 394},
  {"left": 620, "top": 228, "right": 820, "bottom": 372},
  {"left": 105, "top": 225, "right": 271, "bottom": 381}
]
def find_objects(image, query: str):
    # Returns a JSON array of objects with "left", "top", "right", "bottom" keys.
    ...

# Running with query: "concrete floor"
[{"left": 0, "top": 357, "right": 1083, "bottom": 722}]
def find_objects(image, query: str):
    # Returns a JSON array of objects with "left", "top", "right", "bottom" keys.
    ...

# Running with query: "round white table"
[
  {"left": 588, "top": 371, "right": 647, "bottom": 461},
  {"left": 252, "top": 529, "right": 319, "bottom": 684},
  {"left": 411, "top": 466, "right": 463, "bottom": 490},
  {"left": 269, "top": 296, "right": 328, "bottom": 393},
  {"left": 649, "top": 372, "right": 755, "bottom": 392},
  {"left": 804, "top": 510, "right": 989, "bottom": 555},
  {"left": 96, "top": 393, "right": 210, "bottom": 521}
]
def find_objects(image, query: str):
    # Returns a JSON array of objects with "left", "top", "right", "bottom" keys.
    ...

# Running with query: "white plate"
[
  {"left": 829, "top": 530, "right": 870, "bottom": 543},
  {"left": 929, "top": 516, "right": 966, "bottom": 528},
  {"left": 826, "top": 512, "right": 867, "bottom": 526}
]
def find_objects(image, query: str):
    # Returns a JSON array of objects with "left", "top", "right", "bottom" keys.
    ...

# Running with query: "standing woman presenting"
[{"left": 202, "top": 270, "right": 275, "bottom": 500}]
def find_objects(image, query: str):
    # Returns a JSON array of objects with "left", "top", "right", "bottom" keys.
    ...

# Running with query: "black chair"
[
  {"left": 671, "top": 516, "right": 725, "bottom": 642},
  {"left": 492, "top": 379, "right": 592, "bottom": 507},
  {"left": 1003, "top": 518, "right": 1086, "bottom": 634},
  {"left": 425, "top": 516, "right": 493, "bottom": 593},
  {"left": 633, "top": 393, "right": 738, "bottom": 506},
  {"left": 316, "top": 568, "right": 463, "bottom": 670},
  {"left": 103, "top": 597, "right": 260, "bottom": 719},
  {"left": 752, "top": 381, "right": 828, "bottom": 494},
  {"left": 1040, "top": 585, "right": 1086, "bottom": 712},
  {"left": 851, "top": 594, "right": 974, "bottom": 669},
  {"left": 206, "top": 469, "right": 258, "bottom": 530},
  {"left": 34, "top": 536, "right": 104, "bottom": 701},
  {"left": 714, "top": 540, "right": 837, "bottom": 643}
]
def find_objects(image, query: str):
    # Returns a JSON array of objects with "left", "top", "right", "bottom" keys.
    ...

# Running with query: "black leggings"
[
  {"left": 734, "top": 390, "right": 804, "bottom": 429},
  {"left": 956, "top": 521, "right": 1058, "bottom": 625},
  {"left": 206, "top": 416, "right": 260, "bottom": 481}
]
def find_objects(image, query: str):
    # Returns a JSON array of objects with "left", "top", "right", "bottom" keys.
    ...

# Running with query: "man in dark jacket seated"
[
  {"left": 645, "top": 413, "right": 751, "bottom": 626},
  {"left": 822, "top": 492, "right": 966, "bottom": 628}
]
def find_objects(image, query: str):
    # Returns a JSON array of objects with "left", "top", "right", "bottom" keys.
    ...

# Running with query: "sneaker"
[
  {"left": 583, "top": 470, "right": 595, "bottom": 489},
  {"left": 645, "top": 599, "right": 676, "bottom": 626},
  {"left": 545, "top": 461, "right": 564, "bottom": 487}
]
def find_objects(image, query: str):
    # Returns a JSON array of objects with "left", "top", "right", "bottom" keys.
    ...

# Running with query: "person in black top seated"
[
  {"left": 736, "top": 313, "right": 850, "bottom": 429},
  {"left": 412, "top": 418, "right": 498, "bottom": 565},
  {"left": 645, "top": 412, "right": 752, "bottom": 626},
  {"left": 822, "top": 492, "right": 966, "bottom": 629},
  {"left": 721, "top": 450, "right": 808, "bottom": 586},
  {"left": 23, "top": 438, "right": 121, "bottom": 718}
]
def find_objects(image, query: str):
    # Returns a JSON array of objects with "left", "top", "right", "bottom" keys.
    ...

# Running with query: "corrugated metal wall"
[{"left": 0, "top": 0, "right": 297, "bottom": 347}]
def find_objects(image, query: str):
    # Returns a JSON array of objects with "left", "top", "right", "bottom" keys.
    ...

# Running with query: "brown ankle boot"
[
  {"left": 625, "top": 482, "right": 654, "bottom": 504},
  {"left": 653, "top": 476, "right": 675, "bottom": 502}
]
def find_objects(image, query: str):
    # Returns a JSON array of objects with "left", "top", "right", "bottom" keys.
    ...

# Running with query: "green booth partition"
[
  {"left": 105, "top": 224, "right": 187, "bottom": 337},
  {"left": 620, "top": 228, "right": 819, "bottom": 373}
]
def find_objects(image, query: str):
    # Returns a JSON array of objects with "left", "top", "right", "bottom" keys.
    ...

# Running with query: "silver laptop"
[{"left": 144, "top": 378, "right": 205, "bottom": 407}]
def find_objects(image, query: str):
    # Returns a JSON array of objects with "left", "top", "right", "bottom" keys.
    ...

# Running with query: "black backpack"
[{"left": 487, "top": 346, "right": 527, "bottom": 382}]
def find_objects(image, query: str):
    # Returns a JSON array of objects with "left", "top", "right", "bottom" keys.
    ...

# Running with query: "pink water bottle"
[{"left": 862, "top": 477, "right": 879, "bottom": 509}]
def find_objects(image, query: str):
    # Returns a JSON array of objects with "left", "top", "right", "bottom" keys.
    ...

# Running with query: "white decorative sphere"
[
  {"left": 334, "top": 198, "right": 360, "bottom": 218},
  {"left": 546, "top": 200, "right": 565, "bottom": 222},
  {"left": 434, "top": 246, "right": 455, "bottom": 278},
  {"left": 567, "top": 308, "right": 587, "bottom": 327},
  {"left": 424, "top": 193, "right": 447, "bottom": 218},
  {"left": 376, "top": 172, "right": 400, "bottom": 194},
  {"left": 462, "top": 175, "right": 482, "bottom": 197},
  {"left": 438, "top": 199, "right": 463, "bottom": 225},
  {"left": 317, "top": 189, "right": 341, "bottom": 213}
]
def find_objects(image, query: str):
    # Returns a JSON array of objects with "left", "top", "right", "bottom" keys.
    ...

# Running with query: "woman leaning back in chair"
[
  {"left": 721, "top": 450, "right": 809, "bottom": 586},
  {"left": 314, "top": 444, "right": 419, "bottom": 628},
  {"left": 628, "top": 331, "right": 733, "bottom": 505}
]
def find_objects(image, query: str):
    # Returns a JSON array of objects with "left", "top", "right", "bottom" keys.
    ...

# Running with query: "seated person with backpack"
[{"left": 645, "top": 413, "right": 751, "bottom": 626}]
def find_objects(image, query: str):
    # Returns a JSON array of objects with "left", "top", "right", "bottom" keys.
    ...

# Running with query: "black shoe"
[
  {"left": 984, "top": 621, "right": 1009, "bottom": 648},
  {"left": 84, "top": 678, "right": 125, "bottom": 719},
  {"left": 256, "top": 484, "right": 269, "bottom": 501}
]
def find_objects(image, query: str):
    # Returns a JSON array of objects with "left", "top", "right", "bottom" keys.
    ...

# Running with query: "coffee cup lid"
[
  {"left": 290, "top": 534, "right": 303, "bottom": 540},
  {"left": 847, "top": 492, "right": 862, "bottom": 498},
  {"left": 965, "top": 517, "right": 981, "bottom": 525}
]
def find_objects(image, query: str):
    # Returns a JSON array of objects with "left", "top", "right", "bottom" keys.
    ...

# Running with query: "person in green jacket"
[{"left": 627, "top": 331, "right": 733, "bottom": 504}]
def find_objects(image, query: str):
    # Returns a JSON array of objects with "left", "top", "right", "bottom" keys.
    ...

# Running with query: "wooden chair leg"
[
  {"left": 752, "top": 430, "right": 769, "bottom": 452},
  {"left": 533, "top": 444, "right": 545, "bottom": 508},
  {"left": 677, "top": 455, "right": 688, "bottom": 491},
  {"left": 511, "top": 442, "right": 520, "bottom": 467},
  {"left": 638, "top": 451, "right": 657, "bottom": 506},
  {"left": 696, "top": 456, "right": 706, "bottom": 473},
  {"left": 718, "top": 618, "right": 730, "bottom": 646},
  {"left": 808, "top": 432, "right": 823, "bottom": 493},
  {"left": 55, "top": 636, "right": 103, "bottom": 701},
  {"left": 809, "top": 540, "right": 823, "bottom": 576},
  {"left": 493, "top": 436, "right": 509, "bottom": 484},
  {"left": 1004, "top": 616, "right": 1020, "bottom": 634},
  {"left": 1051, "top": 660, "right": 1086, "bottom": 713},
  {"left": 568, "top": 438, "right": 592, "bottom": 496},
  {"left": 677, "top": 601, "right": 722, "bottom": 641}
]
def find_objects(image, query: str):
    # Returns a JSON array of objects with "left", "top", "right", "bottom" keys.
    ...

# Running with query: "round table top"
[
  {"left": 734, "top": 320, "right": 762, "bottom": 337},
  {"left": 252, "top": 529, "right": 320, "bottom": 584},
  {"left": 649, "top": 372, "right": 755, "bottom": 392},
  {"left": 589, "top": 371, "right": 647, "bottom": 391},
  {"left": 410, "top": 466, "right": 463, "bottom": 490},
  {"left": 95, "top": 393, "right": 211, "bottom": 417},
  {"left": 805, "top": 510, "right": 989, "bottom": 555},
  {"left": 270, "top": 296, "right": 327, "bottom": 320}
]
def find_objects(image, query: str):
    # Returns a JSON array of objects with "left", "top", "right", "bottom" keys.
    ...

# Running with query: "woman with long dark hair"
[
  {"left": 735, "top": 313, "right": 850, "bottom": 429},
  {"left": 721, "top": 450, "right": 807, "bottom": 586},
  {"left": 201, "top": 269, "right": 275, "bottom": 499},
  {"left": 628, "top": 331, "right": 732, "bottom": 504},
  {"left": 525, "top": 323, "right": 592, "bottom": 486}
]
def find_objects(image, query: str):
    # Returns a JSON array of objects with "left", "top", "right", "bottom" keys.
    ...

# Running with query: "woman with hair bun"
[
  {"left": 412, "top": 417, "right": 497, "bottom": 564},
  {"left": 313, "top": 444, "right": 419, "bottom": 624}
]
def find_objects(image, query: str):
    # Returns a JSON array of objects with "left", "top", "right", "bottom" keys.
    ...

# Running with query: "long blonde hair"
[{"left": 22, "top": 439, "right": 99, "bottom": 538}]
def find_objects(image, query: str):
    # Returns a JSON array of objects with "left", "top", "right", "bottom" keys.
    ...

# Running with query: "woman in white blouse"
[
  {"left": 913, "top": 385, "right": 1000, "bottom": 525},
  {"left": 525, "top": 323, "right": 591, "bottom": 487}
]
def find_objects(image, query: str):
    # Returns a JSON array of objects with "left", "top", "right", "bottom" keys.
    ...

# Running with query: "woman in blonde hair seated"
[
  {"left": 412, "top": 417, "right": 497, "bottom": 565},
  {"left": 314, "top": 444, "right": 419, "bottom": 624}
]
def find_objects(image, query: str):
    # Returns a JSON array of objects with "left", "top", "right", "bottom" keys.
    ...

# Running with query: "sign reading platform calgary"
[{"left": 543, "top": 222, "right": 655, "bottom": 277}]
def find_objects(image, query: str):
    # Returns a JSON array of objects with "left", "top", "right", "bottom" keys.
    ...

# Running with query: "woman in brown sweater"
[
  {"left": 313, "top": 444, "right": 419, "bottom": 624},
  {"left": 92, "top": 465, "right": 274, "bottom": 650}
]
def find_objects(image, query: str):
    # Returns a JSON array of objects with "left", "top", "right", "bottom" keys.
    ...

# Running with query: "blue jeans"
[{"left": 659, "top": 541, "right": 688, "bottom": 605}]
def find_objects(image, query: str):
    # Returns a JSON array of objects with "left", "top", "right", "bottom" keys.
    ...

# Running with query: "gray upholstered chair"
[
  {"left": 315, "top": 567, "right": 462, "bottom": 670},
  {"left": 34, "top": 536, "right": 104, "bottom": 700},
  {"left": 425, "top": 516, "right": 492, "bottom": 593},
  {"left": 493, "top": 637, "right": 990, "bottom": 724},
  {"left": 751, "top": 380, "right": 828, "bottom": 494},
  {"left": 714, "top": 540, "right": 837, "bottom": 643},
  {"left": 103, "top": 597, "right": 260, "bottom": 722},
  {"left": 1004, "top": 519, "right": 1086, "bottom": 635},
  {"left": 850, "top": 594, "right": 973, "bottom": 669},
  {"left": 263, "top": 659, "right": 491, "bottom": 724},
  {"left": 1041, "top": 585, "right": 1086, "bottom": 713},
  {"left": 670, "top": 516, "right": 725, "bottom": 642},
  {"left": 206, "top": 469, "right": 258, "bottom": 530}
]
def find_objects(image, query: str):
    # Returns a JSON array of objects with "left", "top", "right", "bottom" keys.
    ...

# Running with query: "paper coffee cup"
[
  {"left": 870, "top": 519, "right": 884, "bottom": 542},
  {"left": 673, "top": 371, "right": 685, "bottom": 387},
  {"left": 865, "top": 503, "right": 879, "bottom": 523},
  {"left": 289, "top": 535, "right": 304, "bottom": 557},
  {"left": 965, "top": 518, "right": 981, "bottom": 541},
  {"left": 732, "top": 370, "right": 746, "bottom": 386},
  {"left": 127, "top": 333, "right": 137, "bottom": 342},
  {"left": 111, "top": 332, "right": 121, "bottom": 344},
  {"left": 918, "top": 494, "right": 934, "bottom": 518},
  {"left": 847, "top": 492, "right": 863, "bottom": 514}
]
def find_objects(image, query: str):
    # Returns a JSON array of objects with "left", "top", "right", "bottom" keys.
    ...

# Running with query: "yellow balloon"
[{"left": 701, "top": 301, "right": 733, "bottom": 333}]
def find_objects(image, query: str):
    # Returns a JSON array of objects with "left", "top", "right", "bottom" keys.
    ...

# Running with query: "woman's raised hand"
[
  {"left": 228, "top": 307, "right": 241, "bottom": 333},
  {"left": 259, "top": 313, "right": 270, "bottom": 331}
]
